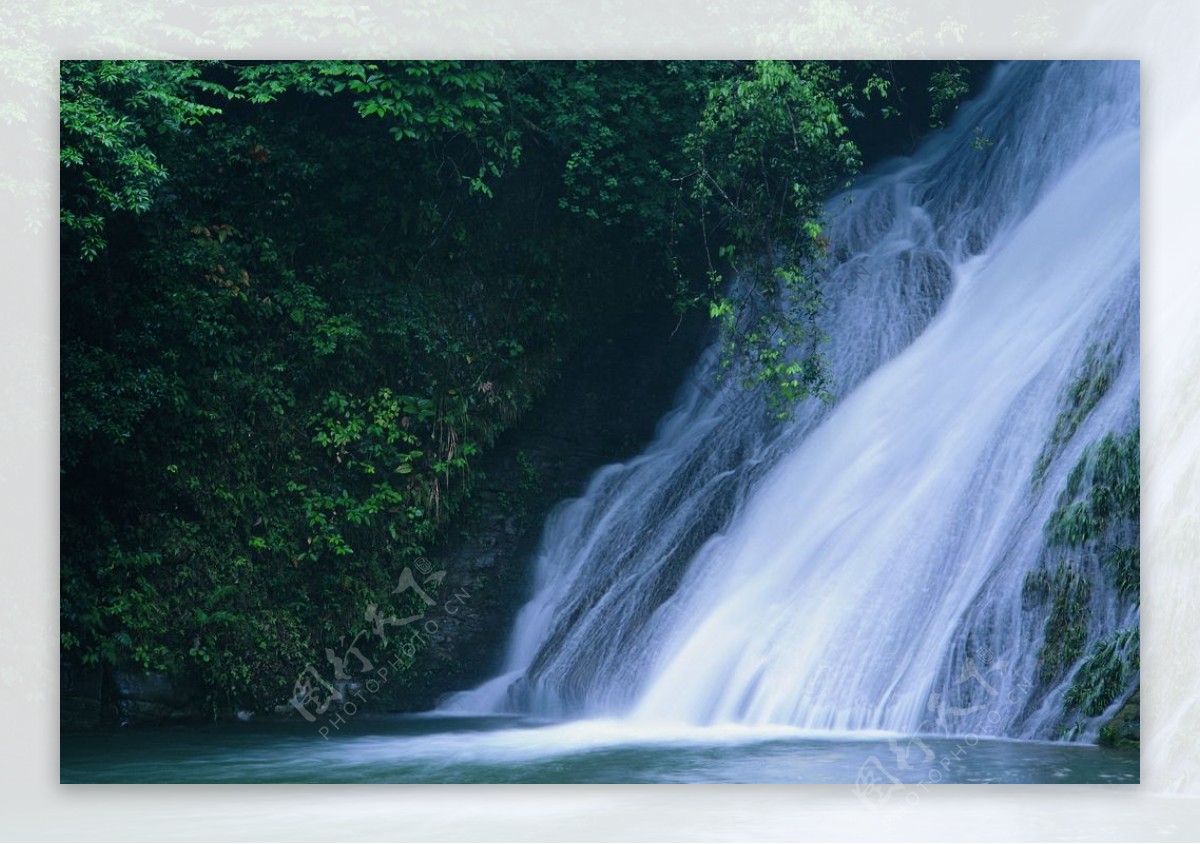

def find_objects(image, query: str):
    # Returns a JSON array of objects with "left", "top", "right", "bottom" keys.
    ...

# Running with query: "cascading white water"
[{"left": 445, "top": 61, "right": 1140, "bottom": 741}]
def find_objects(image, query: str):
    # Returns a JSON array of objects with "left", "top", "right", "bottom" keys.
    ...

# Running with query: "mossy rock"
[{"left": 1098, "top": 687, "right": 1139, "bottom": 748}]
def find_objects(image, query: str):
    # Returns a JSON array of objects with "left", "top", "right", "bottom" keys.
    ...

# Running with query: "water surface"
[{"left": 61, "top": 716, "right": 1138, "bottom": 784}]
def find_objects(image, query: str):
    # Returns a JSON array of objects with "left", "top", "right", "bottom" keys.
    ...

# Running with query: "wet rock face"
[
  {"left": 61, "top": 663, "right": 104, "bottom": 729},
  {"left": 106, "top": 668, "right": 203, "bottom": 724},
  {"left": 61, "top": 663, "right": 206, "bottom": 728},
  {"left": 1099, "top": 686, "right": 1140, "bottom": 748}
]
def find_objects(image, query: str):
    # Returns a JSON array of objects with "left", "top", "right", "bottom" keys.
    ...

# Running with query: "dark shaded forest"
[{"left": 60, "top": 59, "right": 984, "bottom": 719}]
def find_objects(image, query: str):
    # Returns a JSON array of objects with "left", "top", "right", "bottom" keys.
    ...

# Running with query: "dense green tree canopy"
[{"left": 60, "top": 59, "right": 976, "bottom": 714}]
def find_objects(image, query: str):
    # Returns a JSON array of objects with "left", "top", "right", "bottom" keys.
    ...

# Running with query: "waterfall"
[{"left": 445, "top": 61, "right": 1140, "bottom": 741}]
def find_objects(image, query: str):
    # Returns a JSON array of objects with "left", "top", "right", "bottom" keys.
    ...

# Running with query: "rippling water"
[{"left": 60, "top": 716, "right": 1137, "bottom": 784}]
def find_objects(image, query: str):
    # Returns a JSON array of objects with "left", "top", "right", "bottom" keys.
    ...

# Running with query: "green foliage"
[
  {"left": 928, "top": 62, "right": 971, "bottom": 128},
  {"left": 1063, "top": 629, "right": 1139, "bottom": 717},
  {"left": 507, "top": 61, "right": 701, "bottom": 232},
  {"left": 516, "top": 450, "right": 541, "bottom": 496},
  {"left": 970, "top": 126, "right": 995, "bottom": 151},
  {"left": 1107, "top": 546, "right": 1139, "bottom": 600},
  {"left": 684, "top": 60, "right": 861, "bottom": 416},
  {"left": 1028, "top": 562, "right": 1093, "bottom": 684},
  {"left": 1020, "top": 340, "right": 1138, "bottom": 739},
  {"left": 1043, "top": 430, "right": 1139, "bottom": 547},
  {"left": 514, "top": 60, "right": 903, "bottom": 416},
  {"left": 1026, "top": 427, "right": 1138, "bottom": 687},
  {"left": 60, "top": 59, "right": 565, "bottom": 713},
  {"left": 60, "top": 60, "right": 231, "bottom": 262},
  {"left": 1025, "top": 423, "right": 1139, "bottom": 701},
  {"left": 1032, "top": 345, "right": 1118, "bottom": 488},
  {"left": 234, "top": 61, "right": 518, "bottom": 197}
]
